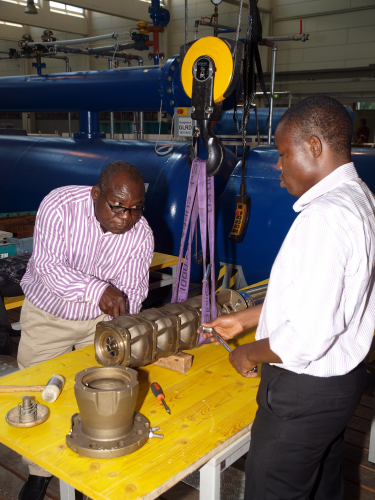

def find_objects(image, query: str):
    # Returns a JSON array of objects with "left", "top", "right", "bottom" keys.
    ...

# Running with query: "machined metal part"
[
  {"left": 215, "top": 289, "right": 248, "bottom": 314},
  {"left": 6, "top": 397, "right": 50, "bottom": 428},
  {"left": 95, "top": 289, "right": 247, "bottom": 369},
  {"left": 238, "top": 284, "right": 268, "bottom": 307},
  {"left": 66, "top": 366, "right": 150, "bottom": 458}
]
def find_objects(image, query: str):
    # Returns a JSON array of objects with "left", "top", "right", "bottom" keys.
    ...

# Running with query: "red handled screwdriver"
[{"left": 151, "top": 382, "right": 171, "bottom": 415}]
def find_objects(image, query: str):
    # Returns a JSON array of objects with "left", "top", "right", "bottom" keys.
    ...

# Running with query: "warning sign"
[{"left": 178, "top": 117, "right": 193, "bottom": 137}]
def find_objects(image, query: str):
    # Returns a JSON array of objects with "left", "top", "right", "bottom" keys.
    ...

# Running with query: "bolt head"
[
  {"left": 167, "top": 88, "right": 172, "bottom": 93},
  {"left": 171, "top": 65, "right": 175, "bottom": 70},
  {"left": 170, "top": 100, "right": 174, "bottom": 105},
  {"left": 167, "top": 76, "right": 172, "bottom": 81}
]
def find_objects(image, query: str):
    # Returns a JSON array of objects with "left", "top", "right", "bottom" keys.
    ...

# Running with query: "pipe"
[
  {"left": 108, "top": 60, "right": 115, "bottom": 139},
  {"left": 54, "top": 46, "right": 137, "bottom": 65},
  {"left": 79, "top": 110, "right": 100, "bottom": 137},
  {"left": 43, "top": 55, "right": 72, "bottom": 137},
  {"left": 137, "top": 57, "right": 144, "bottom": 140},
  {"left": 199, "top": 20, "right": 238, "bottom": 32},
  {"left": 262, "top": 34, "right": 309, "bottom": 42},
  {"left": 22, "top": 33, "right": 119, "bottom": 48},
  {"left": 267, "top": 44, "right": 277, "bottom": 146},
  {"left": 185, "top": 0, "right": 188, "bottom": 44},
  {"left": 88, "top": 43, "right": 136, "bottom": 54}
]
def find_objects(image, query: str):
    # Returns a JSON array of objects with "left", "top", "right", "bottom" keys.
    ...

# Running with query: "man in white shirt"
[{"left": 202, "top": 95, "right": 374, "bottom": 499}]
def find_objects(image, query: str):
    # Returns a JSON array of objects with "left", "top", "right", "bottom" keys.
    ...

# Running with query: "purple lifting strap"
[{"left": 171, "top": 158, "right": 217, "bottom": 345}]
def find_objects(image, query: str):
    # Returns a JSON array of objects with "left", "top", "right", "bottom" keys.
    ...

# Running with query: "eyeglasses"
[{"left": 101, "top": 191, "right": 145, "bottom": 216}]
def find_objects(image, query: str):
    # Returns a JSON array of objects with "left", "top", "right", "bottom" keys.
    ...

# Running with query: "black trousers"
[{"left": 244, "top": 363, "right": 366, "bottom": 500}]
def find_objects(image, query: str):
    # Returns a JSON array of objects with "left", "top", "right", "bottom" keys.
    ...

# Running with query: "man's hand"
[
  {"left": 200, "top": 314, "right": 245, "bottom": 344},
  {"left": 229, "top": 345, "right": 258, "bottom": 378},
  {"left": 99, "top": 285, "right": 127, "bottom": 318},
  {"left": 199, "top": 304, "right": 264, "bottom": 345}
]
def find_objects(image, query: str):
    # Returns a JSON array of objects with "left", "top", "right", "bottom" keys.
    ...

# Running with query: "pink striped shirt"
[{"left": 21, "top": 186, "right": 154, "bottom": 320}]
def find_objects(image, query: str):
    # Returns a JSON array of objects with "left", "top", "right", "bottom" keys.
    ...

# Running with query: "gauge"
[{"left": 211, "top": 0, "right": 223, "bottom": 5}]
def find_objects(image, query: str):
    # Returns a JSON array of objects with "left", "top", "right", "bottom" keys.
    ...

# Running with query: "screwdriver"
[{"left": 150, "top": 382, "right": 171, "bottom": 415}]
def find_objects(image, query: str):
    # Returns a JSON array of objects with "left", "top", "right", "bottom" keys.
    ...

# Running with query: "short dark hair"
[
  {"left": 360, "top": 118, "right": 367, "bottom": 125},
  {"left": 97, "top": 161, "right": 144, "bottom": 192},
  {"left": 278, "top": 95, "right": 353, "bottom": 155}
]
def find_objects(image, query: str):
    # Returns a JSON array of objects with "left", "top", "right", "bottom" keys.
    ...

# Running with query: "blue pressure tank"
[
  {"left": 216, "top": 147, "right": 375, "bottom": 285},
  {"left": 213, "top": 106, "right": 355, "bottom": 137},
  {"left": 0, "top": 136, "right": 239, "bottom": 280},
  {"left": 0, "top": 56, "right": 189, "bottom": 117}
]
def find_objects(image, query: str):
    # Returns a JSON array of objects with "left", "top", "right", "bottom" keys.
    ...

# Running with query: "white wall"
[{"left": 273, "top": 0, "right": 375, "bottom": 72}]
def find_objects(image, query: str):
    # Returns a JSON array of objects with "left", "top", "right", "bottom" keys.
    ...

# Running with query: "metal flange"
[{"left": 66, "top": 412, "right": 150, "bottom": 459}]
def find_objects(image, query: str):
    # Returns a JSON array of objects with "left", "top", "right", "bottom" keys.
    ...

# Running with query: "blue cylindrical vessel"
[
  {"left": 0, "top": 55, "right": 189, "bottom": 117},
  {"left": 213, "top": 106, "right": 356, "bottom": 137},
  {"left": 213, "top": 108, "right": 288, "bottom": 136},
  {"left": 216, "top": 147, "right": 375, "bottom": 285},
  {"left": 0, "top": 136, "right": 239, "bottom": 280}
]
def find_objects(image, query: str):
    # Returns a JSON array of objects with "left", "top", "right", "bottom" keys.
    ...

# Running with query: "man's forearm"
[
  {"left": 237, "top": 304, "right": 263, "bottom": 331},
  {"left": 229, "top": 337, "right": 282, "bottom": 377},
  {"left": 245, "top": 338, "right": 282, "bottom": 365}
]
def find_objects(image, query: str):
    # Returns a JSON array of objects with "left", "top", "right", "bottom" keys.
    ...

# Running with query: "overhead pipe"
[
  {"left": 262, "top": 34, "right": 309, "bottom": 42},
  {"left": 22, "top": 33, "right": 119, "bottom": 48},
  {"left": 88, "top": 42, "right": 136, "bottom": 54}
]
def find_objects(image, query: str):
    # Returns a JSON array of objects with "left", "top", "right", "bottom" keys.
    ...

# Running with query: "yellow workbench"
[
  {"left": 4, "top": 252, "right": 182, "bottom": 311},
  {"left": 0, "top": 330, "right": 259, "bottom": 500}
]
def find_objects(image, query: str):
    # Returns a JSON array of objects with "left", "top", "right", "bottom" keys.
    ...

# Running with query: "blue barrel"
[
  {"left": 216, "top": 147, "right": 375, "bottom": 285},
  {"left": 0, "top": 136, "right": 239, "bottom": 280}
]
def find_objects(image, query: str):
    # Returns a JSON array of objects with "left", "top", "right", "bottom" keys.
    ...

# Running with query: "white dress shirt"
[{"left": 256, "top": 162, "right": 375, "bottom": 377}]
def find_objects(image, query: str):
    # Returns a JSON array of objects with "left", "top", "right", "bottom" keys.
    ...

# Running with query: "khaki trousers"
[{"left": 18, "top": 298, "right": 108, "bottom": 476}]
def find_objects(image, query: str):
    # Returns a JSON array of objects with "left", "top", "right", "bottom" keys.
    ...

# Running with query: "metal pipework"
[
  {"left": 22, "top": 33, "right": 119, "bottom": 48},
  {"left": 66, "top": 366, "right": 150, "bottom": 458},
  {"left": 267, "top": 44, "right": 277, "bottom": 145},
  {"left": 94, "top": 289, "right": 248, "bottom": 368},
  {"left": 262, "top": 34, "right": 309, "bottom": 42}
]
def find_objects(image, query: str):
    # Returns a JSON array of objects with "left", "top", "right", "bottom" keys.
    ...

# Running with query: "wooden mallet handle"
[{"left": 0, "top": 386, "right": 45, "bottom": 393}]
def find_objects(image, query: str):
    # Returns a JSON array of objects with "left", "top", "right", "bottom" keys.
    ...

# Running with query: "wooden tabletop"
[
  {"left": 149, "top": 252, "right": 180, "bottom": 271},
  {"left": 0, "top": 330, "right": 259, "bottom": 500}
]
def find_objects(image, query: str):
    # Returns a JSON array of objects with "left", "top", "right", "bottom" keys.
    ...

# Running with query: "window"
[
  {"left": 1, "top": 0, "right": 38, "bottom": 7},
  {"left": 0, "top": 19, "right": 24, "bottom": 27},
  {"left": 49, "top": 1, "right": 84, "bottom": 17},
  {"left": 139, "top": 0, "right": 165, "bottom": 6}
]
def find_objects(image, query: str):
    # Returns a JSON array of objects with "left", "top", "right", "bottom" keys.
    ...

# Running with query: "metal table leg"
[
  {"left": 199, "top": 432, "right": 251, "bottom": 500},
  {"left": 60, "top": 479, "right": 75, "bottom": 500},
  {"left": 369, "top": 394, "right": 375, "bottom": 463}
]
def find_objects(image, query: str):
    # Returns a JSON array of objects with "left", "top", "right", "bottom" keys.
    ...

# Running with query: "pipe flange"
[
  {"left": 66, "top": 412, "right": 150, "bottom": 459},
  {"left": 161, "top": 54, "right": 182, "bottom": 117},
  {"left": 94, "top": 323, "right": 130, "bottom": 366}
]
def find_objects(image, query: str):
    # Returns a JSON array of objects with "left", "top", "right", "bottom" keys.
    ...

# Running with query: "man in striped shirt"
[
  {"left": 202, "top": 96, "right": 374, "bottom": 499},
  {"left": 18, "top": 160, "right": 154, "bottom": 500}
]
